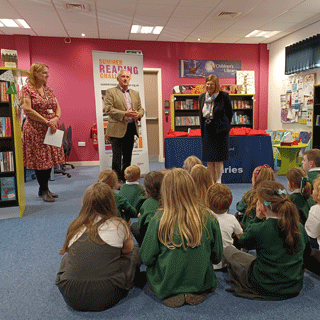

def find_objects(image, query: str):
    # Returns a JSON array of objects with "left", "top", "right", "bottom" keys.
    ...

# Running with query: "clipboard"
[{"left": 43, "top": 128, "right": 64, "bottom": 147}]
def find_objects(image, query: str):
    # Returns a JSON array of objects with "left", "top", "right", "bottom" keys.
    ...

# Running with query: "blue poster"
[{"left": 179, "top": 60, "right": 241, "bottom": 78}]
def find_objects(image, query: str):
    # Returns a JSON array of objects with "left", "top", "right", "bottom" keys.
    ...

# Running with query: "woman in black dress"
[{"left": 199, "top": 75, "right": 233, "bottom": 183}]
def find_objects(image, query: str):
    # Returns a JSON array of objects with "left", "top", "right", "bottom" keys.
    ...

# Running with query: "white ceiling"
[{"left": 1, "top": 0, "right": 320, "bottom": 44}]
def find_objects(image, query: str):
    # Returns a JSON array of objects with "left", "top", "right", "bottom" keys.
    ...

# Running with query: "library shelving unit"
[
  {"left": 0, "top": 68, "right": 29, "bottom": 219},
  {"left": 312, "top": 84, "right": 320, "bottom": 149},
  {"left": 170, "top": 93, "right": 255, "bottom": 132}
]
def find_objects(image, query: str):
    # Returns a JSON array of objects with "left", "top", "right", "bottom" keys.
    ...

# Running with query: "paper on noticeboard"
[{"left": 43, "top": 128, "right": 64, "bottom": 147}]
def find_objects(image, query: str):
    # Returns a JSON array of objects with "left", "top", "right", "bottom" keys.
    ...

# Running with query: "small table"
[{"left": 272, "top": 143, "right": 308, "bottom": 175}]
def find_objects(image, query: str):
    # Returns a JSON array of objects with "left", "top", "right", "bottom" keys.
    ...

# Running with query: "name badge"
[{"left": 47, "top": 109, "right": 53, "bottom": 114}]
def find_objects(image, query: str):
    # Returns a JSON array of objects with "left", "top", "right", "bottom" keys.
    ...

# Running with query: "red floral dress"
[{"left": 22, "top": 83, "right": 65, "bottom": 170}]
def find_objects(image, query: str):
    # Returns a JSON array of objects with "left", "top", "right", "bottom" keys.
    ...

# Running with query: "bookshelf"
[
  {"left": 0, "top": 68, "right": 29, "bottom": 219},
  {"left": 312, "top": 85, "right": 320, "bottom": 149},
  {"left": 170, "top": 93, "right": 254, "bottom": 132}
]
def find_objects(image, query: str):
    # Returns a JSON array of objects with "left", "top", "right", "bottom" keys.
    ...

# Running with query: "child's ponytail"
[
  {"left": 286, "top": 167, "right": 311, "bottom": 200},
  {"left": 276, "top": 198, "right": 300, "bottom": 254},
  {"left": 257, "top": 181, "right": 300, "bottom": 254}
]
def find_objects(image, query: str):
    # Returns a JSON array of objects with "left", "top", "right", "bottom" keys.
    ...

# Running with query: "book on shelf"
[
  {"left": 0, "top": 176, "right": 16, "bottom": 201},
  {"left": 0, "top": 81, "right": 10, "bottom": 102},
  {"left": 0, "top": 152, "right": 14, "bottom": 172},
  {"left": 231, "top": 100, "right": 252, "bottom": 109},
  {"left": 232, "top": 113, "right": 251, "bottom": 125},
  {"left": 175, "top": 116, "right": 200, "bottom": 126},
  {"left": 0, "top": 117, "right": 12, "bottom": 137}
]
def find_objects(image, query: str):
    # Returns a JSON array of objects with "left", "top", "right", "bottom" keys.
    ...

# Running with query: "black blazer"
[{"left": 199, "top": 91, "right": 233, "bottom": 135}]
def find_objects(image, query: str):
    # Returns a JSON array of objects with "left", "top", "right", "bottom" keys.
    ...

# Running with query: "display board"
[
  {"left": 281, "top": 73, "right": 315, "bottom": 125},
  {"left": 92, "top": 51, "right": 149, "bottom": 175}
]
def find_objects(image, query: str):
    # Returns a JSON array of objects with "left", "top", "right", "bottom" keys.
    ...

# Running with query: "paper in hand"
[{"left": 43, "top": 128, "right": 64, "bottom": 147}]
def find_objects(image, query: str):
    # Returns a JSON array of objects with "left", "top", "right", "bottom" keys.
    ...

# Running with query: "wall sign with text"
[{"left": 179, "top": 60, "right": 241, "bottom": 79}]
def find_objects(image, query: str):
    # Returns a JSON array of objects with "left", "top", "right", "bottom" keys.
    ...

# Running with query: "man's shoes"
[
  {"left": 39, "top": 189, "right": 58, "bottom": 198},
  {"left": 185, "top": 292, "right": 207, "bottom": 305},
  {"left": 41, "top": 190, "right": 55, "bottom": 202}
]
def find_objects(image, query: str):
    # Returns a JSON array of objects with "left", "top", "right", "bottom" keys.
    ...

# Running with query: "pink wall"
[{"left": 0, "top": 35, "right": 269, "bottom": 162}]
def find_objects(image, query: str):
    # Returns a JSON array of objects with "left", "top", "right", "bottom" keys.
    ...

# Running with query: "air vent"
[
  {"left": 216, "top": 11, "right": 241, "bottom": 19},
  {"left": 62, "top": 3, "right": 90, "bottom": 11}
]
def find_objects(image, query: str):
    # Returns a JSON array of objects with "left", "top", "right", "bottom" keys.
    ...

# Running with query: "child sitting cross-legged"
[
  {"left": 119, "top": 165, "right": 146, "bottom": 211},
  {"left": 225, "top": 180, "right": 311, "bottom": 301},
  {"left": 131, "top": 170, "right": 164, "bottom": 246},
  {"left": 140, "top": 168, "right": 223, "bottom": 308},
  {"left": 207, "top": 183, "right": 243, "bottom": 270},
  {"left": 98, "top": 170, "right": 137, "bottom": 223},
  {"left": 236, "top": 164, "right": 275, "bottom": 228},
  {"left": 286, "top": 167, "right": 312, "bottom": 225},
  {"left": 302, "top": 149, "right": 320, "bottom": 208},
  {"left": 55, "top": 182, "right": 140, "bottom": 311}
]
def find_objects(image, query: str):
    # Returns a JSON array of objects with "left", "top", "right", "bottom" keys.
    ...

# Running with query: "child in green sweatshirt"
[
  {"left": 140, "top": 168, "right": 223, "bottom": 308},
  {"left": 225, "top": 180, "right": 311, "bottom": 301}
]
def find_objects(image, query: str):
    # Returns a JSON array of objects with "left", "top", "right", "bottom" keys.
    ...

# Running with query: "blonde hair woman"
[
  {"left": 140, "top": 168, "right": 223, "bottom": 308},
  {"left": 21, "top": 62, "right": 65, "bottom": 202},
  {"left": 56, "top": 182, "right": 140, "bottom": 311},
  {"left": 199, "top": 74, "right": 233, "bottom": 183}
]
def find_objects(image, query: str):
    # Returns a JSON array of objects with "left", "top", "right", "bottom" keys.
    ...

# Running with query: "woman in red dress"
[{"left": 21, "top": 63, "right": 65, "bottom": 202}]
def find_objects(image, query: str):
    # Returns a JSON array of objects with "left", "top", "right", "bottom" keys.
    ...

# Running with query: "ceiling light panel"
[{"left": 0, "top": 19, "right": 19, "bottom": 27}]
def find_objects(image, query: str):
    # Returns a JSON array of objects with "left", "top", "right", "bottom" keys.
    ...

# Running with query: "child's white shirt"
[
  {"left": 68, "top": 216, "right": 129, "bottom": 248},
  {"left": 212, "top": 211, "right": 243, "bottom": 269},
  {"left": 126, "top": 181, "right": 139, "bottom": 185},
  {"left": 305, "top": 204, "right": 320, "bottom": 246}
]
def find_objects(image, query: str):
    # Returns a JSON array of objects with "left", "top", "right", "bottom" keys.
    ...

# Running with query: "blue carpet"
[{"left": 1, "top": 164, "right": 319, "bottom": 320}]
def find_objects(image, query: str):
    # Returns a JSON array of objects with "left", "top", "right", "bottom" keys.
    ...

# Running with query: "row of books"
[
  {"left": 0, "top": 81, "right": 10, "bottom": 102},
  {"left": 0, "top": 151, "right": 14, "bottom": 172},
  {"left": 175, "top": 99, "right": 199, "bottom": 110},
  {"left": 231, "top": 100, "right": 252, "bottom": 109},
  {"left": 176, "top": 116, "right": 200, "bottom": 126},
  {"left": 0, "top": 117, "right": 12, "bottom": 137},
  {"left": 0, "top": 176, "right": 16, "bottom": 201},
  {"left": 231, "top": 113, "right": 251, "bottom": 125}
]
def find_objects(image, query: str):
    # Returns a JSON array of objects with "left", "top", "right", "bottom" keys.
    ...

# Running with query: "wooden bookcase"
[
  {"left": 312, "top": 84, "right": 320, "bottom": 149},
  {"left": 170, "top": 93, "right": 254, "bottom": 132},
  {"left": 0, "top": 68, "right": 29, "bottom": 219}
]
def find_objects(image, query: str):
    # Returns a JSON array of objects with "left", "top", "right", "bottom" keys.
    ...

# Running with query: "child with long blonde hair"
[
  {"left": 98, "top": 170, "right": 137, "bottom": 222},
  {"left": 140, "top": 168, "right": 223, "bottom": 308},
  {"left": 190, "top": 164, "right": 213, "bottom": 206},
  {"left": 225, "top": 180, "right": 311, "bottom": 300},
  {"left": 286, "top": 167, "right": 312, "bottom": 225},
  {"left": 236, "top": 164, "right": 275, "bottom": 227},
  {"left": 55, "top": 182, "right": 140, "bottom": 311}
]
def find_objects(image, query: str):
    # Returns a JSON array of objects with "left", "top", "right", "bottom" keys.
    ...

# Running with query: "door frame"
[{"left": 143, "top": 68, "right": 164, "bottom": 162}]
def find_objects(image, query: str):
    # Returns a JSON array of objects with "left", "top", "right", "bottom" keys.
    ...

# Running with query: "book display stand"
[{"left": 0, "top": 68, "right": 29, "bottom": 219}]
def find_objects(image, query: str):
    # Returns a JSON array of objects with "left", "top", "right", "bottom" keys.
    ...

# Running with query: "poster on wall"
[
  {"left": 179, "top": 60, "right": 241, "bottom": 78},
  {"left": 92, "top": 51, "right": 149, "bottom": 175},
  {"left": 236, "top": 71, "right": 255, "bottom": 94},
  {"left": 1, "top": 49, "right": 18, "bottom": 68}
]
